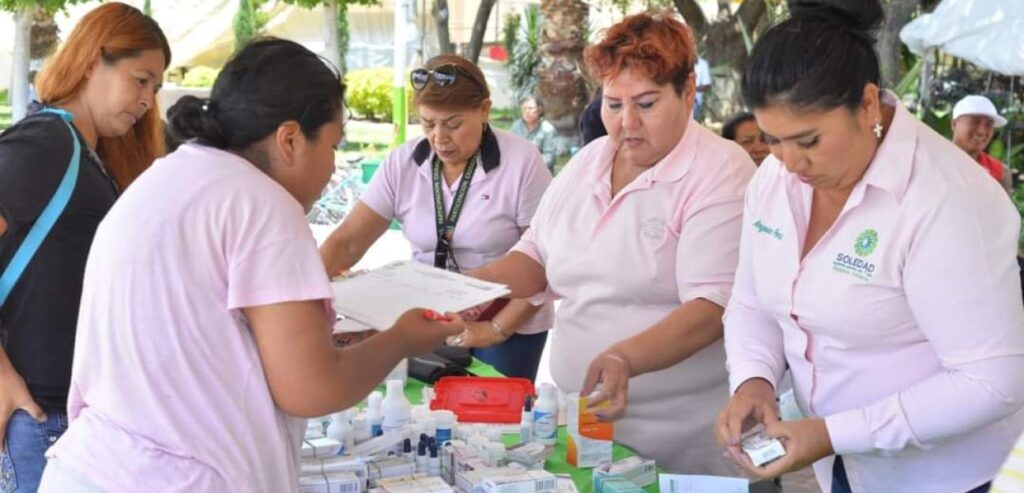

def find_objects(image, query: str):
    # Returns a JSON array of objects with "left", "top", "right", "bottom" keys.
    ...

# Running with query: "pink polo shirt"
[
  {"left": 47, "top": 144, "right": 334, "bottom": 493},
  {"left": 513, "top": 120, "right": 755, "bottom": 473},
  {"left": 724, "top": 91, "right": 1024, "bottom": 492},
  {"left": 360, "top": 128, "right": 554, "bottom": 334}
]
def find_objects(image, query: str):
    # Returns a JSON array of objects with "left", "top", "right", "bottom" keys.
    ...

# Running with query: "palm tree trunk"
[{"left": 537, "top": 0, "right": 588, "bottom": 151}]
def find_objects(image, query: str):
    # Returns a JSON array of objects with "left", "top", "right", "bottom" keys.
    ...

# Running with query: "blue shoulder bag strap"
[{"left": 0, "top": 108, "right": 81, "bottom": 307}]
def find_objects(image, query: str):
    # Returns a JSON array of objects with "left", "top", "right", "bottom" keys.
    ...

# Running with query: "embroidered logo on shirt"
[
  {"left": 753, "top": 220, "right": 783, "bottom": 240},
  {"left": 834, "top": 230, "right": 879, "bottom": 282},
  {"left": 642, "top": 218, "right": 668, "bottom": 240},
  {"left": 854, "top": 229, "right": 879, "bottom": 257}
]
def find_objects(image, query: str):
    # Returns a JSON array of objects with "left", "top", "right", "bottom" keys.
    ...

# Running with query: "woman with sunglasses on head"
[
  {"left": 468, "top": 13, "right": 755, "bottom": 473},
  {"left": 320, "top": 54, "right": 553, "bottom": 381},
  {"left": 0, "top": 4, "right": 169, "bottom": 491},
  {"left": 39, "top": 38, "right": 461, "bottom": 492},
  {"left": 715, "top": 1, "right": 1024, "bottom": 491}
]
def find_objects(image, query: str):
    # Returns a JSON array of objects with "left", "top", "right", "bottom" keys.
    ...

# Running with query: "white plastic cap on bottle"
[
  {"left": 434, "top": 410, "right": 456, "bottom": 427},
  {"left": 368, "top": 390, "right": 384, "bottom": 412},
  {"left": 386, "top": 379, "right": 404, "bottom": 396}
]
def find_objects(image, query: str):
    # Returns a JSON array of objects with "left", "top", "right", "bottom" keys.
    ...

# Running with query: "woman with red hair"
[
  {"left": 471, "top": 12, "right": 755, "bottom": 473},
  {"left": 0, "top": 3, "right": 169, "bottom": 490}
]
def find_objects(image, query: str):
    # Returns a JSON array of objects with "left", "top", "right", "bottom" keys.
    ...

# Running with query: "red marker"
[{"left": 423, "top": 309, "right": 453, "bottom": 322}]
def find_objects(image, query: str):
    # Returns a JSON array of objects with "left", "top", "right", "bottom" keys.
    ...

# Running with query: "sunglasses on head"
[{"left": 410, "top": 64, "right": 487, "bottom": 93}]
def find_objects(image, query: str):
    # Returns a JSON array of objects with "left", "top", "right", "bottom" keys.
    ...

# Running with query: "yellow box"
[{"left": 566, "top": 392, "right": 614, "bottom": 468}]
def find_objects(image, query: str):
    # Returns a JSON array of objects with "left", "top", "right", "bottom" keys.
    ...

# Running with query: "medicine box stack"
[
  {"left": 300, "top": 380, "right": 644, "bottom": 493},
  {"left": 298, "top": 472, "right": 362, "bottom": 493},
  {"left": 566, "top": 392, "right": 614, "bottom": 468},
  {"left": 375, "top": 474, "right": 454, "bottom": 493}
]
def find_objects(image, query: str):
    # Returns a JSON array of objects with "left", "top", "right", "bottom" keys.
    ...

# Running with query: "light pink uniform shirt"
[
  {"left": 725, "top": 92, "right": 1024, "bottom": 492},
  {"left": 513, "top": 120, "right": 755, "bottom": 473},
  {"left": 47, "top": 144, "right": 334, "bottom": 493},
  {"left": 360, "top": 128, "right": 554, "bottom": 334}
]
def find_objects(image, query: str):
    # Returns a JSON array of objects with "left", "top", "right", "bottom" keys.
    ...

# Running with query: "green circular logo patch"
[{"left": 854, "top": 229, "right": 879, "bottom": 257}]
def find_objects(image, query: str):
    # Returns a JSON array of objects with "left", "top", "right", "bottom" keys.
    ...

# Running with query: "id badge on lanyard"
[{"left": 432, "top": 152, "right": 480, "bottom": 272}]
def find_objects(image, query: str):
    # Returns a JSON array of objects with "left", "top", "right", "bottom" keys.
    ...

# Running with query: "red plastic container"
[{"left": 429, "top": 376, "right": 535, "bottom": 424}]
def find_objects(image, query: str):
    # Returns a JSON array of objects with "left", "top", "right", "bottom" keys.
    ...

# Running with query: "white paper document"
[
  {"left": 330, "top": 261, "right": 510, "bottom": 330},
  {"left": 659, "top": 474, "right": 748, "bottom": 493}
]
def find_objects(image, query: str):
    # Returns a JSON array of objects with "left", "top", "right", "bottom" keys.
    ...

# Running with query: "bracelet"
[
  {"left": 489, "top": 320, "right": 511, "bottom": 339},
  {"left": 602, "top": 352, "right": 632, "bottom": 376}
]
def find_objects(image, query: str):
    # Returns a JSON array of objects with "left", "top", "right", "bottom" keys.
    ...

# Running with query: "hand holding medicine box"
[
  {"left": 740, "top": 425, "right": 786, "bottom": 467},
  {"left": 566, "top": 392, "right": 614, "bottom": 468}
]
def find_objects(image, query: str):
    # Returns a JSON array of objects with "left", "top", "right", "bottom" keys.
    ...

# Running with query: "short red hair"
[{"left": 584, "top": 12, "right": 695, "bottom": 95}]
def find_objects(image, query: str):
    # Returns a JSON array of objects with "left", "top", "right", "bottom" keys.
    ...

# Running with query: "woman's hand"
[
  {"left": 0, "top": 365, "right": 45, "bottom": 452},
  {"left": 580, "top": 349, "right": 632, "bottom": 421},
  {"left": 715, "top": 378, "right": 779, "bottom": 449},
  {"left": 725, "top": 418, "right": 834, "bottom": 480},
  {"left": 450, "top": 320, "right": 507, "bottom": 348},
  {"left": 392, "top": 309, "right": 465, "bottom": 356}
]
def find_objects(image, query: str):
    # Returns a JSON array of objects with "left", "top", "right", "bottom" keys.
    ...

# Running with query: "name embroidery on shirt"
[
  {"left": 833, "top": 229, "right": 879, "bottom": 282},
  {"left": 753, "top": 220, "right": 783, "bottom": 240}
]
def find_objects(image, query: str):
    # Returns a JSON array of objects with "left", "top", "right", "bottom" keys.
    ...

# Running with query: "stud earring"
[{"left": 873, "top": 120, "right": 884, "bottom": 139}]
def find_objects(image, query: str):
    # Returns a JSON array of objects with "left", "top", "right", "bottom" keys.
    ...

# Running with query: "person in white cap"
[{"left": 951, "top": 94, "right": 1011, "bottom": 191}]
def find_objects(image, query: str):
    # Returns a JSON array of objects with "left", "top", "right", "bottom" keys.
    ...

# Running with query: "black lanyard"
[{"left": 432, "top": 152, "right": 479, "bottom": 271}]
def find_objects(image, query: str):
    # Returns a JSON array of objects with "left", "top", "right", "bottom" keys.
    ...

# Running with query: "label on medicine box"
[
  {"left": 593, "top": 457, "right": 657, "bottom": 491},
  {"left": 298, "top": 472, "right": 362, "bottom": 493},
  {"left": 566, "top": 393, "right": 614, "bottom": 468},
  {"left": 480, "top": 469, "right": 557, "bottom": 493},
  {"left": 593, "top": 479, "right": 644, "bottom": 493},
  {"left": 740, "top": 425, "right": 786, "bottom": 467},
  {"left": 375, "top": 474, "right": 454, "bottom": 493}
]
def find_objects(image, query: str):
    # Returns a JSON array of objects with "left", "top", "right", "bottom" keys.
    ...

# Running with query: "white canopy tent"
[
  {"left": 901, "top": 0, "right": 1023, "bottom": 169},
  {"left": 901, "top": 0, "right": 1024, "bottom": 76}
]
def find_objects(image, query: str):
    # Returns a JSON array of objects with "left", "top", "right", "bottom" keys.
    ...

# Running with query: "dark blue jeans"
[
  {"left": 1, "top": 410, "right": 68, "bottom": 493},
  {"left": 832, "top": 455, "right": 991, "bottom": 493},
  {"left": 472, "top": 331, "right": 548, "bottom": 382}
]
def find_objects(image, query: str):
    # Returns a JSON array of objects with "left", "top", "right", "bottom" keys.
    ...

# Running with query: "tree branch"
[
  {"left": 673, "top": 0, "right": 707, "bottom": 40},
  {"left": 466, "top": 0, "right": 497, "bottom": 64},
  {"left": 433, "top": 0, "right": 454, "bottom": 54}
]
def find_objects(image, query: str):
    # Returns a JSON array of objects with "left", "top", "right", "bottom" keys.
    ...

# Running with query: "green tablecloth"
[{"left": 401, "top": 359, "right": 659, "bottom": 493}]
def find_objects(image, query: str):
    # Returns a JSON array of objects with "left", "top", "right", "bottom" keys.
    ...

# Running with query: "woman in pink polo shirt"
[
  {"left": 471, "top": 13, "right": 755, "bottom": 473},
  {"left": 715, "top": 1, "right": 1024, "bottom": 492},
  {"left": 320, "top": 55, "right": 553, "bottom": 381},
  {"left": 40, "top": 39, "right": 461, "bottom": 492}
]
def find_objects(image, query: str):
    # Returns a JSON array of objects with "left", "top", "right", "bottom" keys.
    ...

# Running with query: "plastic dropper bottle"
[
  {"left": 367, "top": 390, "right": 384, "bottom": 437},
  {"left": 520, "top": 395, "right": 534, "bottom": 444},
  {"left": 326, "top": 410, "right": 354, "bottom": 455},
  {"left": 381, "top": 379, "right": 412, "bottom": 454}
]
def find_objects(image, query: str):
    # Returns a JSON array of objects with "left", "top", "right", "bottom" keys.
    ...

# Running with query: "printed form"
[{"left": 330, "top": 260, "right": 510, "bottom": 331}]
